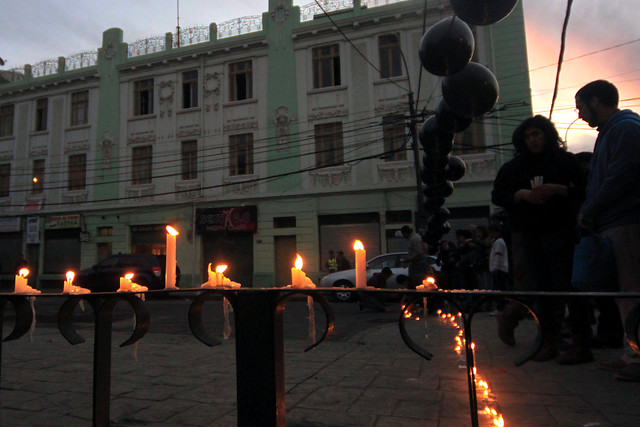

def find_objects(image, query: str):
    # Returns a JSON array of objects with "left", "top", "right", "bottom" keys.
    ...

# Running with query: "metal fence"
[{"left": 0, "top": 288, "right": 638, "bottom": 427}]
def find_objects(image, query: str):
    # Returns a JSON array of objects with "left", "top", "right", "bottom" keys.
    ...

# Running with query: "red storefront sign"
[{"left": 196, "top": 206, "right": 257, "bottom": 233}]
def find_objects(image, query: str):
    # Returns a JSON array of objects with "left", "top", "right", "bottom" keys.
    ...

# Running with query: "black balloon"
[
  {"left": 445, "top": 155, "right": 466, "bottom": 181},
  {"left": 424, "top": 180, "right": 454, "bottom": 198},
  {"left": 419, "top": 16, "right": 475, "bottom": 76},
  {"left": 442, "top": 62, "right": 499, "bottom": 118},
  {"left": 436, "top": 99, "right": 473, "bottom": 133},
  {"left": 423, "top": 196, "right": 446, "bottom": 213},
  {"left": 432, "top": 206, "right": 451, "bottom": 224},
  {"left": 421, "top": 165, "right": 447, "bottom": 187},
  {"left": 450, "top": 0, "right": 518, "bottom": 26},
  {"left": 419, "top": 116, "right": 454, "bottom": 157}
]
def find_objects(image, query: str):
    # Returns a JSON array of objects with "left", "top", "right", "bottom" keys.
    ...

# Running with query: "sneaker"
[
  {"left": 598, "top": 358, "right": 629, "bottom": 372},
  {"left": 615, "top": 364, "right": 640, "bottom": 382},
  {"left": 556, "top": 345, "right": 594, "bottom": 365}
]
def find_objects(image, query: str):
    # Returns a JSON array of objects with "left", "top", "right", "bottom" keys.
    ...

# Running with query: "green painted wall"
[
  {"left": 95, "top": 28, "right": 127, "bottom": 201},
  {"left": 264, "top": 0, "right": 301, "bottom": 192}
]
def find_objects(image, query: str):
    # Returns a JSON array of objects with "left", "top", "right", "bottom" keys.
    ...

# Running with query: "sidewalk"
[{"left": 0, "top": 308, "right": 638, "bottom": 426}]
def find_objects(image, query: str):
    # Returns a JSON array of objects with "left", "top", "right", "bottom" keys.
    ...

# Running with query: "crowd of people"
[{"left": 335, "top": 80, "right": 640, "bottom": 382}]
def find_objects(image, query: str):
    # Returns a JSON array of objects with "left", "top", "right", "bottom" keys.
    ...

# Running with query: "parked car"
[
  {"left": 319, "top": 252, "right": 439, "bottom": 302},
  {"left": 75, "top": 253, "right": 179, "bottom": 292}
]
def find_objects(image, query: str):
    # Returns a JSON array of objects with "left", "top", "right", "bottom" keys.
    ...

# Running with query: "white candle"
[
  {"left": 63, "top": 271, "right": 74, "bottom": 293},
  {"left": 354, "top": 240, "right": 366, "bottom": 288},
  {"left": 15, "top": 270, "right": 28, "bottom": 293},
  {"left": 165, "top": 225, "right": 179, "bottom": 289},
  {"left": 292, "top": 254, "right": 304, "bottom": 287},
  {"left": 119, "top": 273, "right": 133, "bottom": 292}
]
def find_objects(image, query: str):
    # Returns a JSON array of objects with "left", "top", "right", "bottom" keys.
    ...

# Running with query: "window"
[
  {"left": 229, "top": 133, "right": 253, "bottom": 175},
  {"left": 97, "top": 226, "right": 113, "bottom": 237},
  {"left": 382, "top": 115, "right": 407, "bottom": 161},
  {"left": 229, "top": 61, "right": 253, "bottom": 101},
  {"left": 132, "top": 146, "right": 152, "bottom": 184},
  {"left": 0, "top": 164, "right": 10, "bottom": 197},
  {"left": 182, "top": 70, "right": 198, "bottom": 108},
  {"left": 274, "top": 216, "right": 296, "bottom": 228},
  {"left": 314, "top": 122, "right": 344, "bottom": 167},
  {"left": 68, "top": 154, "right": 86, "bottom": 190},
  {"left": 313, "top": 44, "right": 341, "bottom": 88},
  {"left": 0, "top": 104, "right": 14, "bottom": 137},
  {"left": 32, "top": 159, "right": 44, "bottom": 194},
  {"left": 35, "top": 98, "right": 48, "bottom": 131},
  {"left": 70, "top": 91, "right": 88, "bottom": 126},
  {"left": 453, "top": 121, "right": 485, "bottom": 155},
  {"left": 181, "top": 140, "right": 197, "bottom": 180},
  {"left": 378, "top": 34, "right": 403, "bottom": 78},
  {"left": 134, "top": 79, "right": 154, "bottom": 116}
]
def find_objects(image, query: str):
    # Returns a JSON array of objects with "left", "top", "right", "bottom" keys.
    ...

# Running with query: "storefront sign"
[
  {"left": 0, "top": 217, "right": 20, "bottom": 233},
  {"left": 197, "top": 206, "right": 257, "bottom": 233},
  {"left": 26, "top": 217, "right": 40, "bottom": 244},
  {"left": 45, "top": 214, "right": 81, "bottom": 230}
]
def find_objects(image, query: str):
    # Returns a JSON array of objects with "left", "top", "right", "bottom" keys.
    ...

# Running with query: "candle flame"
[
  {"left": 294, "top": 254, "right": 303, "bottom": 270},
  {"left": 166, "top": 225, "right": 179, "bottom": 236},
  {"left": 125, "top": 273, "right": 134, "bottom": 280},
  {"left": 66, "top": 271, "right": 75, "bottom": 282},
  {"left": 216, "top": 265, "right": 228, "bottom": 274},
  {"left": 353, "top": 240, "right": 364, "bottom": 251},
  {"left": 19, "top": 268, "right": 29, "bottom": 277},
  {"left": 426, "top": 276, "right": 435, "bottom": 284}
]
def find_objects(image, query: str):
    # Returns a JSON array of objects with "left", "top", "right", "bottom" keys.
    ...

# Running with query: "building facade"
[{"left": 0, "top": 0, "right": 532, "bottom": 288}]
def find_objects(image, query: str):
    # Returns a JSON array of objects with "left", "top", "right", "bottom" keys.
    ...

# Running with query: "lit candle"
[
  {"left": 354, "top": 240, "right": 366, "bottom": 288},
  {"left": 119, "top": 273, "right": 134, "bottom": 292},
  {"left": 291, "top": 254, "right": 305, "bottom": 287},
  {"left": 15, "top": 268, "right": 29, "bottom": 293},
  {"left": 165, "top": 225, "right": 179, "bottom": 289},
  {"left": 63, "top": 271, "right": 75, "bottom": 293},
  {"left": 216, "top": 265, "right": 227, "bottom": 287}
]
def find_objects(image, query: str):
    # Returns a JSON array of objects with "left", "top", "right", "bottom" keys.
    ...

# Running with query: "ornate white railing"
[
  {"left": 128, "top": 35, "right": 166, "bottom": 58},
  {"left": 217, "top": 16, "right": 262, "bottom": 39},
  {"left": 31, "top": 59, "right": 58, "bottom": 78},
  {"left": 66, "top": 50, "right": 98, "bottom": 70}
]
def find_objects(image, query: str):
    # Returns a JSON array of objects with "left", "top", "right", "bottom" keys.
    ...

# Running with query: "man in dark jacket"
[
  {"left": 575, "top": 80, "right": 640, "bottom": 381},
  {"left": 492, "top": 115, "right": 592, "bottom": 365}
]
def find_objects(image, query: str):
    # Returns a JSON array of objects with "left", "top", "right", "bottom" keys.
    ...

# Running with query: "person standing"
[
  {"left": 400, "top": 225, "right": 430, "bottom": 289},
  {"left": 488, "top": 224, "right": 509, "bottom": 312},
  {"left": 325, "top": 250, "right": 338, "bottom": 273},
  {"left": 575, "top": 80, "right": 640, "bottom": 381},
  {"left": 492, "top": 115, "right": 592, "bottom": 364},
  {"left": 335, "top": 250, "right": 351, "bottom": 271}
]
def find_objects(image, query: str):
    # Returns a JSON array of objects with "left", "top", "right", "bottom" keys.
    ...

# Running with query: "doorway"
[{"left": 274, "top": 235, "right": 296, "bottom": 287}]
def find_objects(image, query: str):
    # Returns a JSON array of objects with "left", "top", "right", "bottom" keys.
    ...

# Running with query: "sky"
[{"left": 1, "top": 0, "right": 638, "bottom": 154}]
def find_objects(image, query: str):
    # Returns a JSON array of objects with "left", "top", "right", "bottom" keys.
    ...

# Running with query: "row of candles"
[{"left": 11, "top": 224, "right": 373, "bottom": 293}]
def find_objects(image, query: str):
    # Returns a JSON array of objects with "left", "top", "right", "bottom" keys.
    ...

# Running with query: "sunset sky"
[{"left": 2, "top": 0, "right": 638, "bottom": 153}]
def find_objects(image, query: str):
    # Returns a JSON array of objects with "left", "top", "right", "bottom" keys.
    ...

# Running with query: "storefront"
[{"left": 197, "top": 206, "right": 256, "bottom": 287}]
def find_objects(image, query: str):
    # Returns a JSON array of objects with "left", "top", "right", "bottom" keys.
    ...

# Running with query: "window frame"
[
  {"left": 0, "top": 163, "right": 10, "bottom": 197},
  {"left": 382, "top": 115, "right": 407, "bottom": 161},
  {"left": 35, "top": 98, "right": 48, "bottom": 132},
  {"left": 68, "top": 153, "right": 87, "bottom": 191},
  {"left": 182, "top": 70, "right": 198, "bottom": 109},
  {"left": 312, "top": 44, "right": 341, "bottom": 89},
  {"left": 314, "top": 122, "right": 344, "bottom": 168},
  {"left": 229, "top": 60, "right": 253, "bottom": 102},
  {"left": 70, "top": 91, "right": 89, "bottom": 126},
  {"left": 131, "top": 145, "right": 153, "bottom": 185},
  {"left": 32, "top": 159, "right": 45, "bottom": 194},
  {"left": 134, "top": 78, "right": 154, "bottom": 116},
  {"left": 181, "top": 140, "right": 198, "bottom": 180},
  {"left": 229, "top": 133, "right": 254, "bottom": 176},
  {"left": 0, "top": 104, "right": 15, "bottom": 137},
  {"left": 378, "top": 34, "right": 403, "bottom": 79}
]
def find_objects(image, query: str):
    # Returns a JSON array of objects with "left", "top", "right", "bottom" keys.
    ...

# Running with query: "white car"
[{"left": 320, "top": 252, "right": 439, "bottom": 302}]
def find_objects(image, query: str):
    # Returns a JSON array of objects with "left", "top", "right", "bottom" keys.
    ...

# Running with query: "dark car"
[{"left": 75, "top": 253, "right": 174, "bottom": 292}]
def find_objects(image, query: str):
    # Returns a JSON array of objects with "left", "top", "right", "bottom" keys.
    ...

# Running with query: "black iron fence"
[{"left": 0, "top": 288, "right": 638, "bottom": 427}]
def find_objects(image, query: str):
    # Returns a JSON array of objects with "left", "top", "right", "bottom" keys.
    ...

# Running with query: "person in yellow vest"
[{"left": 325, "top": 250, "right": 338, "bottom": 273}]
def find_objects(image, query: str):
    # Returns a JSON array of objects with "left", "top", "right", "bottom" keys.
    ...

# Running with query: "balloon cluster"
[{"left": 417, "top": 0, "right": 517, "bottom": 248}]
